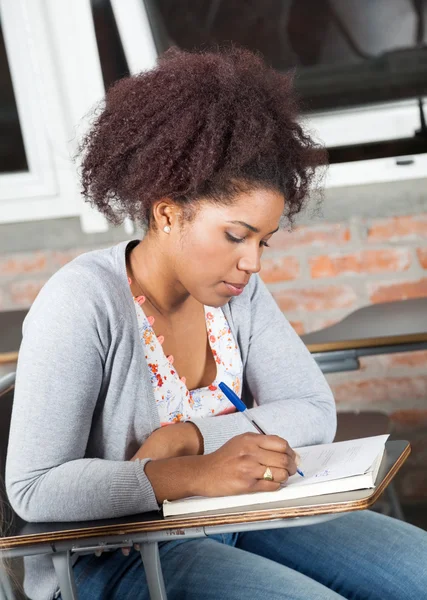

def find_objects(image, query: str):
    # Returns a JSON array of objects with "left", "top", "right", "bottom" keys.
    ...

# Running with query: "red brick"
[
  {"left": 310, "top": 248, "right": 411, "bottom": 279},
  {"left": 330, "top": 376, "right": 427, "bottom": 405},
  {"left": 274, "top": 284, "right": 357, "bottom": 312},
  {"left": 417, "top": 247, "right": 427, "bottom": 269},
  {"left": 367, "top": 215, "right": 427, "bottom": 242},
  {"left": 9, "top": 279, "right": 47, "bottom": 308},
  {"left": 390, "top": 409, "right": 427, "bottom": 430},
  {"left": 50, "top": 248, "right": 88, "bottom": 269},
  {"left": 0, "top": 252, "right": 47, "bottom": 276},
  {"left": 261, "top": 256, "right": 299, "bottom": 283},
  {"left": 359, "top": 350, "right": 427, "bottom": 370},
  {"left": 397, "top": 469, "right": 427, "bottom": 502},
  {"left": 269, "top": 223, "right": 351, "bottom": 251},
  {"left": 290, "top": 321, "right": 305, "bottom": 335},
  {"left": 369, "top": 278, "right": 427, "bottom": 303}
]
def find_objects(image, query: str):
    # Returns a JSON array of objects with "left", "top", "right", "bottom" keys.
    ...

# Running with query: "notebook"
[{"left": 163, "top": 434, "right": 389, "bottom": 518}]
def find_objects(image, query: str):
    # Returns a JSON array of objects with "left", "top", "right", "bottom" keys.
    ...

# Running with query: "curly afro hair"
[{"left": 79, "top": 46, "right": 326, "bottom": 228}]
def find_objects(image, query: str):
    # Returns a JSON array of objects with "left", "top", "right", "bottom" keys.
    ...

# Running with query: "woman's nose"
[{"left": 238, "top": 249, "right": 261, "bottom": 274}]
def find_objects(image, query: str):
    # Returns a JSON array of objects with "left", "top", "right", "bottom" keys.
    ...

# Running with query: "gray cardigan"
[{"left": 6, "top": 240, "right": 336, "bottom": 600}]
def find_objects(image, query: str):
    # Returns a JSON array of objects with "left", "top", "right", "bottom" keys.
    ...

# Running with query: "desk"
[
  {"left": 0, "top": 310, "right": 26, "bottom": 365},
  {"left": 301, "top": 298, "right": 427, "bottom": 373},
  {"left": 0, "top": 440, "right": 409, "bottom": 600}
]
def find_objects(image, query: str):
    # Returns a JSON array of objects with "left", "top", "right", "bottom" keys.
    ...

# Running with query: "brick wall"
[
  {"left": 1, "top": 212, "right": 427, "bottom": 503},
  {"left": 261, "top": 213, "right": 427, "bottom": 504}
]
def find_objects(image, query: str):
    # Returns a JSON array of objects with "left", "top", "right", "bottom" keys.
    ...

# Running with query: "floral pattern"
[{"left": 133, "top": 300, "right": 242, "bottom": 426}]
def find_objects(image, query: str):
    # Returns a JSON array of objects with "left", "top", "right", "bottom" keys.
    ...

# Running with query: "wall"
[{"left": 1, "top": 176, "right": 427, "bottom": 504}]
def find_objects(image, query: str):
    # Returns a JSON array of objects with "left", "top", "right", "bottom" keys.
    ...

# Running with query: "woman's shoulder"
[
  {"left": 46, "top": 243, "right": 126, "bottom": 294},
  {"left": 27, "top": 242, "right": 131, "bottom": 325}
]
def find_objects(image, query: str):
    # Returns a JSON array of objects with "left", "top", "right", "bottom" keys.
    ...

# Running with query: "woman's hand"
[
  {"left": 197, "top": 432, "right": 297, "bottom": 497},
  {"left": 131, "top": 422, "right": 203, "bottom": 462},
  {"left": 112, "top": 422, "right": 203, "bottom": 556}
]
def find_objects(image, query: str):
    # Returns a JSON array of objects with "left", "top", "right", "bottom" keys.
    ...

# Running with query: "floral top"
[{"left": 132, "top": 291, "right": 243, "bottom": 426}]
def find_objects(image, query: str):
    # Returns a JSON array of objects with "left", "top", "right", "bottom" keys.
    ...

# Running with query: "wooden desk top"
[
  {"left": 302, "top": 297, "right": 427, "bottom": 353},
  {"left": 0, "top": 440, "right": 409, "bottom": 550},
  {"left": 0, "top": 309, "right": 27, "bottom": 364}
]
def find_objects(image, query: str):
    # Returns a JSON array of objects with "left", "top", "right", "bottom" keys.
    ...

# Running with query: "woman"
[{"left": 6, "top": 47, "right": 427, "bottom": 600}]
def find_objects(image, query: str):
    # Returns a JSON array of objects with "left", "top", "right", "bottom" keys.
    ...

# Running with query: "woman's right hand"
[{"left": 198, "top": 432, "right": 298, "bottom": 497}]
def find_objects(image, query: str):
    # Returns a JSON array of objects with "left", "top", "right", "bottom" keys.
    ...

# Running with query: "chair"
[{"left": 0, "top": 373, "right": 19, "bottom": 600}]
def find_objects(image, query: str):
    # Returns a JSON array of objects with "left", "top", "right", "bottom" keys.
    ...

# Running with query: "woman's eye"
[
  {"left": 226, "top": 232, "right": 245, "bottom": 244},
  {"left": 261, "top": 241, "right": 270, "bottom": 248}
]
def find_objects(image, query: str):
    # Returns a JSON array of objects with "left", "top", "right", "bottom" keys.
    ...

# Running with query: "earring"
[{"left": 163, "top": 225, "right": 171, "bottom": 234}]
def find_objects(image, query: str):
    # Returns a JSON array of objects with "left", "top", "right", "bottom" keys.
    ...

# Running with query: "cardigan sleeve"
[
  {"left": 192, "top": 275, "right": 337, "bottom": 453},
  {"left": 6, "top": 267, "right": 160, "bottom": 522}
]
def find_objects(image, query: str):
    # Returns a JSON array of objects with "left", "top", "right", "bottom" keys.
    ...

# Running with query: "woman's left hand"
[
  {"left": 110, "top": 423, "right": 203, "bottom": 556},
  {"left": 131, "top": 422, "right": 203, "bottom": 460},
  {"left": 131, "top": 421, "right": 203, "bottom": 462}
]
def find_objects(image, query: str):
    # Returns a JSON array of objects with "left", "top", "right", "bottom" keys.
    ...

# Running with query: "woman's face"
[{"left": 172, "top": 188, "right": 285, "bottom": 307}]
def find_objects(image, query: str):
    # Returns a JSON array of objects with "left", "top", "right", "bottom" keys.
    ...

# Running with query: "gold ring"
[{"left": 263, "top": 467, "right": 274, "bottom": 481}]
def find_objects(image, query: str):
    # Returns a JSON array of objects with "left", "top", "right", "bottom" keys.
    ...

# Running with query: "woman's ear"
[{"left": 151, "top": 199, "right": 180, "bottom": 232}]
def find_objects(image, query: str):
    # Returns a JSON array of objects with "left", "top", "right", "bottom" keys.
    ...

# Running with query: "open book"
[{"left": 163, "top": 434, "right": 389, "bottom": 518}]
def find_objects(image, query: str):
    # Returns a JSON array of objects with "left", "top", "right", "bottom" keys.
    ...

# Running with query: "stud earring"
[{"left": 163, "top": 225, "right": 171, "bottom": 233}]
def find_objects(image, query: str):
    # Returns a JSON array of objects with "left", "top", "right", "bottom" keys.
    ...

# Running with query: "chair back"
[{"left": 0, "top": 374, "right": 19, "bottom": 535}]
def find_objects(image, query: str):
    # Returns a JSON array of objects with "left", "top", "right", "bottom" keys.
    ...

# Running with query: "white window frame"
[
  {"left": 0, "top": 0, "right": 57, "bottom": 204},
  {"left": 111, "top": 0, "right": 427, "bottom": 190},
  {"left": 308, "top": 98, "right": 427, "bottom": 187},
  {"left": 0, "top": 0, "right": 425, "bottom": 233},
  {"left": 0, "top": 0, "right": 109, "bottom": 232},
  {"left": 111, "top": 0, "right": 157, "bottom": 75}
]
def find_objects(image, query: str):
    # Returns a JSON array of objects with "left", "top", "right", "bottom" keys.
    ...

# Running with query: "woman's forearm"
[{"left": 144, "top": 454, "right": 207, "bottom": 503}]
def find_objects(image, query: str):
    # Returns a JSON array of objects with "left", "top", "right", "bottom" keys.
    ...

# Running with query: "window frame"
[
  {"left": 135, "top": 0, "right": 427, "bottom": 189},
  {"left": 0, "top": 0, "right": 57, "bottom": 206},
  {"left": 308, "top": 98, "right": 427, "bottom": 187},
  {"left": 0, "top": 0, "right": 425, "bottom": 233},
  {"left": 0, "top": 0, "right": 109, "bottom": 232}
]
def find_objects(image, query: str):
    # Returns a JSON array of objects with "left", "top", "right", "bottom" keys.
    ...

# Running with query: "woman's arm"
[
  {"left": 191, "top": 275, "right": 337, "bottom": 453},
  {"left": 243, "top": 275, "right": 337, "bottom": 446},
  {"left": 5, "top": 267, "right": 159, "bottom": 523}
]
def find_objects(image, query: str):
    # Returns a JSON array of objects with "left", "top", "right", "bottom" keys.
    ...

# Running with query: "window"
[
  {"left": 0, "top": 18, "right": 27, "bottom": 173},
  {"left": 144, "top": 0, "right": 427, "bottom": 186},
  {"left": 0, "top": 0, "right": 110, "bottom": 232},
  {"left": 152, "top": 0, "right": 427, "bottom": 113},
  {"left": 91, "top": 0, "right": 130, "bottom": 90}
]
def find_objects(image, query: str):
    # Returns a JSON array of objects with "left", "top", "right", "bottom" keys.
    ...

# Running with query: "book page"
[{"left": 286, "top": 434, "right": 389, "bottom": 488}]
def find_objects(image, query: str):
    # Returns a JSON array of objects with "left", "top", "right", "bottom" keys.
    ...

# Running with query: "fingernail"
[
  {"left": 167, "top": 355, "right": 174, "bottom": 364},
  {"left": 157, "top": 335, "right": 165, "bottom": 345},
  {"left": 147, "top": 315, "right": 155, "bottom": 325},
  {"left": 136, "top": 295, "right": 146, "bottom": 305},
  {"left": 295, "top": 452, "right": 301, "bottom": 466}
]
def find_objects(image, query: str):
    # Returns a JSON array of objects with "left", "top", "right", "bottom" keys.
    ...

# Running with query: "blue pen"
[{"left": 218, "top": 381, "right": 304, "bottom": 477}]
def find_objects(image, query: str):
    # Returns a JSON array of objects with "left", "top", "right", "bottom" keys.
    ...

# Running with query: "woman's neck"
[{"left": 127, "top": 236, "right": 192, "bottom": 316}]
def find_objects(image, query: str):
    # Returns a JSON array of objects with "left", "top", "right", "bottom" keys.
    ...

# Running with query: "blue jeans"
[{"left": 63, "top": 511, "right": 427, "bottom": 599}]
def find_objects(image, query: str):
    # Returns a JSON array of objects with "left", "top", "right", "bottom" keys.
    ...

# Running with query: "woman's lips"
[{"left": 223, "top": 282, "right": 246, "bottom": 296}]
